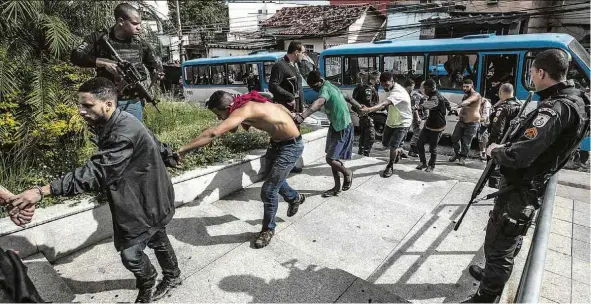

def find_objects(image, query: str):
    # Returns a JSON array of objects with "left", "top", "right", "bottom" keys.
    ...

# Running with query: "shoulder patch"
[
  {"left": 76, "top": 42, "right": 89, "bottom": 51},
  {"left": 539, "top": 108, "right": 557, "bottom": 116},
  {"left": 524, "top": 127, "right": 538, "bottom": 139},
  {"left": 532, "top": 113, "right": 551, "bottom": 128}
]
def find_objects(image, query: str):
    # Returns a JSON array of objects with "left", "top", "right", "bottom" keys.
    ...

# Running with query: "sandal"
[
  {"left": 342, "top": 170, "right": 353, "bottom": 191},
  {"left": 321, "top": 188, "right": 341, "bottom": 197}
]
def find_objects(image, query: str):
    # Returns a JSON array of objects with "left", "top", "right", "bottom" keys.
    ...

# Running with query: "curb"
[{"left": 0, "top": 128, "right": 328, "bottom": 262}]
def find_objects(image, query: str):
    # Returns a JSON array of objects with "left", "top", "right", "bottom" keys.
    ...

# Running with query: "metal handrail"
[{"left": 514, "top": 174, "right": 559, "bottom": 303}]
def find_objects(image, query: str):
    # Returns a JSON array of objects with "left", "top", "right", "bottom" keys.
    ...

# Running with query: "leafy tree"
[
  {"left": 166, "top": 0, "right": 228, "bottom": 45},
  {"left": 0, "top": 0, "right": 163, "bottom": 166}
]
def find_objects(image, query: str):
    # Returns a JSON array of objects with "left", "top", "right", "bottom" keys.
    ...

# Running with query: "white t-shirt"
[{"left": 384, "top": 83, "right": 413, "bottom": 128}]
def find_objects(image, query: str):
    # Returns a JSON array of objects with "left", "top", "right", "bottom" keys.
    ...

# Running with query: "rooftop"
[{"left": 261, "top": 4, "right": 384, "bottom": 37}]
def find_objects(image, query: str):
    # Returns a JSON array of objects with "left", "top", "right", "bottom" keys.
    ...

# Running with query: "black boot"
[
  {"left": 152, "top": 275, "right": 182, "bottom": 301},
  {"left": 461, "top": 290, "right": 498, "bottom": 303},
  {"left": 135, "top": 287, "right": 153, "bottom": 303},
  {"left": 469, "top": 265, "right": 484, "bottom": 281}
]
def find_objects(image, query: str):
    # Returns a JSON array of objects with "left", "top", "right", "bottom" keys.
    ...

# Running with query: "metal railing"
[{"left": 514, "top": 174, "right": 559, "bottom": 303}]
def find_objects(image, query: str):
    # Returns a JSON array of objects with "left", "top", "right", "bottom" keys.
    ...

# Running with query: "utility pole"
[{"left": 176, "top": 0, "right": 184, "bottom": 63}]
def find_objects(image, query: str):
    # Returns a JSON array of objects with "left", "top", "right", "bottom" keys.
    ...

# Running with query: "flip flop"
[{"left": 342, "top": 170, "right": 353, "bottom": 191}]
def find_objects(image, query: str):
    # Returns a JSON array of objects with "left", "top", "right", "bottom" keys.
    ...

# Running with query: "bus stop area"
[{"left": 29, "top": 148, "right": 589, "bottom": 303}]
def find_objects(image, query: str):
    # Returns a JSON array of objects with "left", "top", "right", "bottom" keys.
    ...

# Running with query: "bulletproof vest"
[
  {"left": 96, "top": 28, "right": 148, "bottom": 82},
  {"left": 512, "top": 87, "right": 590, "bottom": 182}
]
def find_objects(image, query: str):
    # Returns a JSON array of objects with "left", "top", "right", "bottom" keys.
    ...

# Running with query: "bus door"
[{"left": 478, "top": 51, "right": 520, "bottom": 105}]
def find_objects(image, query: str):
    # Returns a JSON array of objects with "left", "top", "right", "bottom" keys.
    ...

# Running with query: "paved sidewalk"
[{"left": 48, "top": 149, "right": 590, "bottom": 303}]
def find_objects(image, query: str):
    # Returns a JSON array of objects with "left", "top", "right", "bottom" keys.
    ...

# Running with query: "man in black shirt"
[
  {"left": 269, "top": 41, "right": 306, "bottom": 114},
  {"left": 71, "top": 3, "right": 163, "bottom": 122},
  {"left": 8, "top": 78, "right": 182, "bottom": 303},
  {"left": 415, "top": 79, "right": 450, "bottom": 172}
]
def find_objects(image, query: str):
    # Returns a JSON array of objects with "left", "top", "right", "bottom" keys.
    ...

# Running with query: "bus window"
[
  {"left": 227, "top": 63, "right": 248, "bottom": 85},
  {"left": 481, "top": 54, "right": 518, "bottom": 104},
  {"left": 325, "top": 56, "right": 342, "bottom": 85},
  {"left": 344, "top": 56, "right": 378, "bottom": 86},
  {"left": 383, "top": 55, "right": 425, "bottom": 87},
  {"left": 523, "top": 51, "right": 589, "bottom": 92},
  {"left": 428, "top": 53, "right": 478, "bottom": 90},
  {"left": 210, "top": 64, "right": 226, "bottom": 85},
  {"left": 183, "top": 66, "right": 193, "bottom": 85},
  {"left": 196, "top": 66, "right": 209, "bottom": 84}
]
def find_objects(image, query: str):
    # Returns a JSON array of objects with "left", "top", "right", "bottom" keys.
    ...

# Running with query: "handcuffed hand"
[
  {"left": 9, "top": 188, "right": 42, "bottom": 210},
  {"left": 7, "top": 204, "right": 36, "bottom": 227},
  {"left": 293, "top": 113, "right": 305, "bottom": 125}
]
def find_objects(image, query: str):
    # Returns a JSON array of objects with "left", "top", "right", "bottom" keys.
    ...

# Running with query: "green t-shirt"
[{"left": 318, "top": 81, "right": 352, "bottom": 131}]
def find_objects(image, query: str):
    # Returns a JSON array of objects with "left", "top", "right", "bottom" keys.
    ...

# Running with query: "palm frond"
[
  {"left": 0, "top": 0, "right": 41, "bottom": 26},
  {"left": 41, "top": 14, "right": 73, "bottom": 59}
]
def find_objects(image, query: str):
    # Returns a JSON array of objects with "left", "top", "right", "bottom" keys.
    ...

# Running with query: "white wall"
[
  {"left": 208, "top": 48, "right": 253, "bottom": 58},
  {"left": 348, "top": 10, "right": 385, "bottom": 43},
  {"left": 386, "top": 11, "right": 449, "bottom": 40},
  {"left": 227, "top": 1, "right": 329, "bottom": 41}
]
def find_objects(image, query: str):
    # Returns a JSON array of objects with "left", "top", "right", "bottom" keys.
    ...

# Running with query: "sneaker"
[
  {"left": 135, "top": 287, "right": 153, "bottom": 303},
  {"left": 408, "top": 151, "right": 418, "bottom": 157},
  {"left": 363, "top": 152, "right": 370, "bottom": 157},
  {"left": 415, "top": 163, "right": 428, "bottom": 170},
  {"left": 425, "top": 165, "right": 435, "bottom": 172},
  {"left": 458, "top": 158, "right": 466, "bottom": 166},
  {"left": 468, "top": 265, "right": 484, "bottom": 281},
  {"left": 254, "top": 229, "right": 274, "bottom": 249},
  {"left": 287, "top": 194, "right": 305, "bottom": 217},
  {"left": 381, "top": 165, "right": 394, "bottom": 178},
  {"left": 449, "top": 155, "right": 458, "bottom": 162},
  {"left": 400, "top": 151, "right": 408, "bottom": 159},
  {"left": 152, "top": 276, "right": 182, "bottom": 301}
]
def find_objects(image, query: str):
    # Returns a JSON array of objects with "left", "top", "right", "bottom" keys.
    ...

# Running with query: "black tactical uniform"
[
  {"left": 71, "top": 27, "right": 162, "bottom": 121},
  {"left": 353, "top": 83, "right": 379, "bottom": 156},
  {"left": 487, "top": 96, "right": 522, "bottom": 189},
  {"left": 471, "top": 80, "right": 589, "bottom": 302},
  {"left": 488, "top": 97, "right": 522, "bottom": 144}
]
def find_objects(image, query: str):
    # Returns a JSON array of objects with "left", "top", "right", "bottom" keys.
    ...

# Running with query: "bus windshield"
[{"left": 569, "top": 40, "right": 590, "bottom": 69}]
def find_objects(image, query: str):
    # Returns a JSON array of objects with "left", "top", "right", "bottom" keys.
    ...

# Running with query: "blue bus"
[
  {"left": 319, "top": 33, "right": 590, "bottom": 136},
  {"left": 181, "top": 51, "right": 318, "bottom": 105}
]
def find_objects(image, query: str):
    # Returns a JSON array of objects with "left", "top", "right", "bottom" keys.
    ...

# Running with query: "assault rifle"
[
  {"left": 453, "top": 91, "right": 535, "bottom": 231},
  {"left": 100, "top": 36, "right": 161, "bottom": 113}
]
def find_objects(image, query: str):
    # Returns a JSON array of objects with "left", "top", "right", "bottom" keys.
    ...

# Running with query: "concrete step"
[{"left": 23, "top": 253, "right": 76, "bottom": 303}]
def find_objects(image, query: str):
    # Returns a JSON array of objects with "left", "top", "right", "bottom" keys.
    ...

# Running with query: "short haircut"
[
  {"left": 533, "top": 49, "right": 569, "bottom": 81},
  {"left": 287, "top": 41, "right": 304, "bottom": 54},
  {"left": 404, "top": 79, "right": 415, "bottom": 88},
  {"left": 424, "top": 79, "right": 437, "bottom": 89},
  {"left": 206, "top": 90, "right": 232, "bottom": 110},
  {"left": 114, "top": 3, "right": 139, "bottom": 20},
  {"left": 307, "top": 70, "right": 323, "bottom": 85},
  {"left": 78, "top": 77, "right": 117, "bottom": 101},
  {"left": 368, "top": 72, "right": 379, "bottom": 83},
  {"left": 379, "top": 71, "right": 393, "bottom": 82},
  {"left": 463, "top": 79, "right": 474, "bottom": 85},
  {"left": 499, "top": 83, "right": 514, "bottom": 94}
]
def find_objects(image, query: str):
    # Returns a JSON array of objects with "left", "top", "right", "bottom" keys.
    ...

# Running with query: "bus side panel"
[{"left": 183, "top": 86, "right": 249, "bottom": 106}]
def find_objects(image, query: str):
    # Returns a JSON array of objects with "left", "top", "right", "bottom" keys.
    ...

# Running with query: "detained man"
[
  {"left": 8, "top": 78, "right": 182, "bottom": 303},
  {"left": 293, "top": 71, "right": 364, "bottom": 197},
  {"left": 176, "top": 90, "right": 305, "bottom": 249}
]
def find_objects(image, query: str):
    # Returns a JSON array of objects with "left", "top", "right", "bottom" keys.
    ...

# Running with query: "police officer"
[
  {"left": 463, "top": 49, "right": 589, "bottom": 303},
  {"left": 71, "top": 3, "right": 163, "bottom": 122}
]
